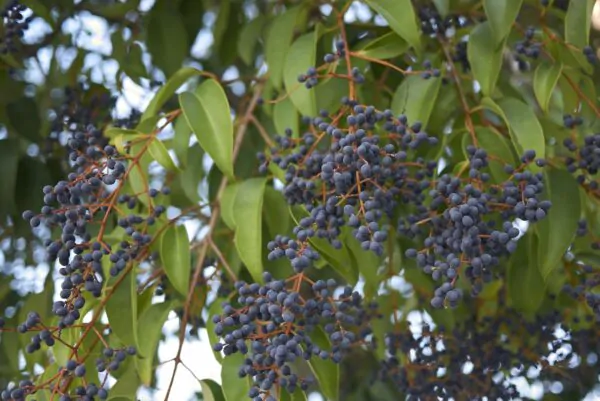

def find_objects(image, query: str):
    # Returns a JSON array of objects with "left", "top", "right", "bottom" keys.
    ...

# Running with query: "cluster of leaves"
[{"left": 1, "top": 0, "right": 600, "bottom": 400}]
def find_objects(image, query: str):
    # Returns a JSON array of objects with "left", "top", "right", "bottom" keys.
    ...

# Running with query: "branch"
[{"left": 163, "top": 84, "right": 264, "bottom": 401}]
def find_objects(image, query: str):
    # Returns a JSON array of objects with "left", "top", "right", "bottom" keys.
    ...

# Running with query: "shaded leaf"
[
  {"left": 533, "top": 61, "right": 562, "bottom": 113},
  {"left": 105, "top": 271, "right": 138, "bottom": 347},
  {"left": 146, "top": 0, "right": 190, "bottom": 78},
  {"left": 180, "top": 80, "right": 234, "bottom": 178},
  {"left": 432, "top": 0, "right": 450, "bottom": 17},
  {"left": 265, "top": 5, "right": 306, "bottom": 89},
  {"left": 233, "top": 178, "right": 268, "bottom": 283},
  {"left": 160, "top": 224, "right": 191, "bottom": 296},
  {"left": 391, "top": 75, "right": 441, "bottom": 128},
  {"left": 274, "top": 97, "right": 299, "bottom": 138},
  {"left": 7, "top": 97, "right": 40, "bottom": 141},
  {"left": 537, "top": 168, "right": 581, "bottom": 278},
  {"left": 221, "top": 353, "right": 252, "bottom": 401},
  {"left": 481, "top": 97, "right": 545, "bottom": 162},
  {"left": 136, "top": 301, "right": 175, "bottom": 385},
  {"left": 483, "top": 0, "right": 522, "bottom": 46},
  {"left": 283, "top": 31, "right": 318, "bottom": 117},
  {"left": 107, "top": 362, "right": 140, "bottom": 400},
  {"left": 238, "top": 16, "right": 266, "bottom": 65},
  {"left": 364, "top": 0, "right": 420, "bottom": 51},
  {"left": 172, "top": 114, "right": 192, "bottom": 168},
  {"left": 467, "top": 21, "right": 505, "bottom": 97},
  {"left": 306, "top": 326, "right": 339, "bottom": 401},
  {"left": 473, "top": 127, "right": 516, "bottom": 182},
  {"left": 0, "top": 139, "right": 20, "bottom": 218},
  {"left": 343, "top": 228, "right": 382, "bottom": 299},
  {"left": 221, "top": 182, "right": 241, "bottom": 230},
  {"left": 565, "top": 0, "right": 594, "bottom": 48},
  {"left": 507, "top": 232, "right": 545, "bottom": 314},
  {"left": 263, "top": 186, "right": 291, "bottom": 237},
  {"left": 356, "top": 32, "right": 409, "bottom": 59}
]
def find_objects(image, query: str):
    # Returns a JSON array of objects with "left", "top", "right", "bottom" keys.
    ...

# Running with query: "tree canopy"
[{"left": 1, "top": 0, "right": 600, "bottom": 400}]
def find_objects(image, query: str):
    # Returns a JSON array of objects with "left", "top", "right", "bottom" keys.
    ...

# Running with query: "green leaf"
[
  {"left": 432, "top": 0, "right": 450, "bottom": 17},
  {"left": 221, "top": 353, "right": 251, "bottom": 401},
  {"left": 306, "top": 326, "right": 339, "bottom": 401},
  {"left": 467, "top": 21, "right": 505, "bottom": 97},
  {"left": 212, "top": 0, "right": 231, "bottom": 52},
  {"left": 105, "top": 271, "right": 138, "bottom": 347},
  {"left": 160, "top": 224, "right": 191, "bottom": 296},
  {"left": 473, "top": 127, "right": 516, "bottom": 182},
  {"left": 537, "top": 168, "right": 581, "bottom": 278},
  {"left": 127, "top": 163, "right": 151, "bottom": 207},
  {"left": 533, "top": 61, "right": 563, "bottom": 113},
  {"left": 221, "top": 182, "right": 241, "bottom": 230},
  {"left": 180, "top": 80, "right": 234, "bottom": 178},
  {"left": 136, "top": 301, "right": 175, "bottom": 385},
  {"left": 274, "top": 97, "right": 300, "bottom": 138},
  {"left": 364, "top": 0, "right": 421, "bottom": 51},
  {"left": 107, "top": 361, "right": 141, "bottom": 400},
  {"left": 21, "top": 0, "right": 52, "bottom": 23},
  {"left": 0, "top": 139, "right": 20, "bottom": 218},
  {"left": 391, "top": 75, "right": 442, "bottom": 128},
  {"left": 343, "top": 228, "right": 381, "bottom": 299},
  {"left": 172, "top": 115, "right": 192, "bottom": 168},
  {"left": 148, "top": 139, "right": 180, "bottom": 172},
  {"left": 206, "top": 300, "right": 224, "bottom": 362},
  {"left": 265, "top": 5, "right": 306, "bottom": 89},
  {"left": 565, "top": 0, "right": 594, "bottom": 49},
  {"left": 176, "top": 144, "right": 204, "bottom": 204},
  {"left": 238, "top": 16, "right": 266, "bottom": 65},
  {"left": 15, "top": 156, "right": 52, "bottom": 216},
  {"left": 7, "top": 97, "right": 40, "bottom": 141},
  {"left": 142, "top": 67, "right": 202, "bottom": 121},
  {"left": 200, "top": 379, "right": 226, "bottom": 401},
  {"left": 483, "top": 0, "right": 522, "bottom": 46},
  {"left": 280, "top": 388, "right": 308, "bottom": 401},
  {"left": 122, "top": 43, "right": 148, "bottom": 84},
  {"left": 233, "top": 178, "right": 267, "bottom": 283},
  {"left": 507, "top": 232, "right": 545, "bottom": 314},
  {"left": 481, "top": 97, "right": 545, "bottom": 162},
  {"left": 179, "top": 0, "right": 204, "bottom": 44},
  {"left": 283, "top": 31, "right": 318, "bottom": 117},
  {"left": 146, "top": 0, "right": 190, "bottom": 78},
  {"left": 355, "top": 32, "right": 409, "bottom": 59},
  {"left": 263, "top": 186, "right": 291, "bottom": 237}
]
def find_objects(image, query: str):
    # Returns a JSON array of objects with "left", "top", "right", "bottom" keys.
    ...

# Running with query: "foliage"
[{"left": 0, "top": 0, "right": 600, "bottom": 400}]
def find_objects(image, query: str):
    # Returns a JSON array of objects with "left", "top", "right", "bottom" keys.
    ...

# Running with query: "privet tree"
[{"left": 0, "top": 0, "right": 600, "bottom": 400}]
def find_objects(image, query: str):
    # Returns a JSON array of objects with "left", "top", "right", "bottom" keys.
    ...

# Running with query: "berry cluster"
[
  {"left": 212, "top": 272, "right": 374, "bottom": 399},
  {"left": 417, "top": 7, "right": 467, "bottom": 36},
  {"left": 583, "top": 45, "right": 598, "bottom": 65},
  {"left": 515, "top": 26, "right": 541, "bottom": 59},
  {"left": 45, "top": 85, "right": 116, "bottom": 155},
  {"left": 0, "top": 0, "right": 31, "bottom": 54},
  {"left": 420, "top": 60, "right": 441, "bottom": 80},
  {"left": 260, "top": 98, "right": 549, "bottom": 309},
  {"left": 380, "top": 302, "right": 599, "bottom": 399},
  {"left": 323, "top": 40, "right": 346, "bottom": 64},
  {"left": 94, "top": 346, "right": 137, "bottom": 373},
  {"left": 451, "top": 41, "right": 470, "bottom": 72},
  {"left": 402, "top": 147, "right": 550, "bottom": 305},
  {"left": 564, "top": 134, "right": 600, "bottom": 192}
]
